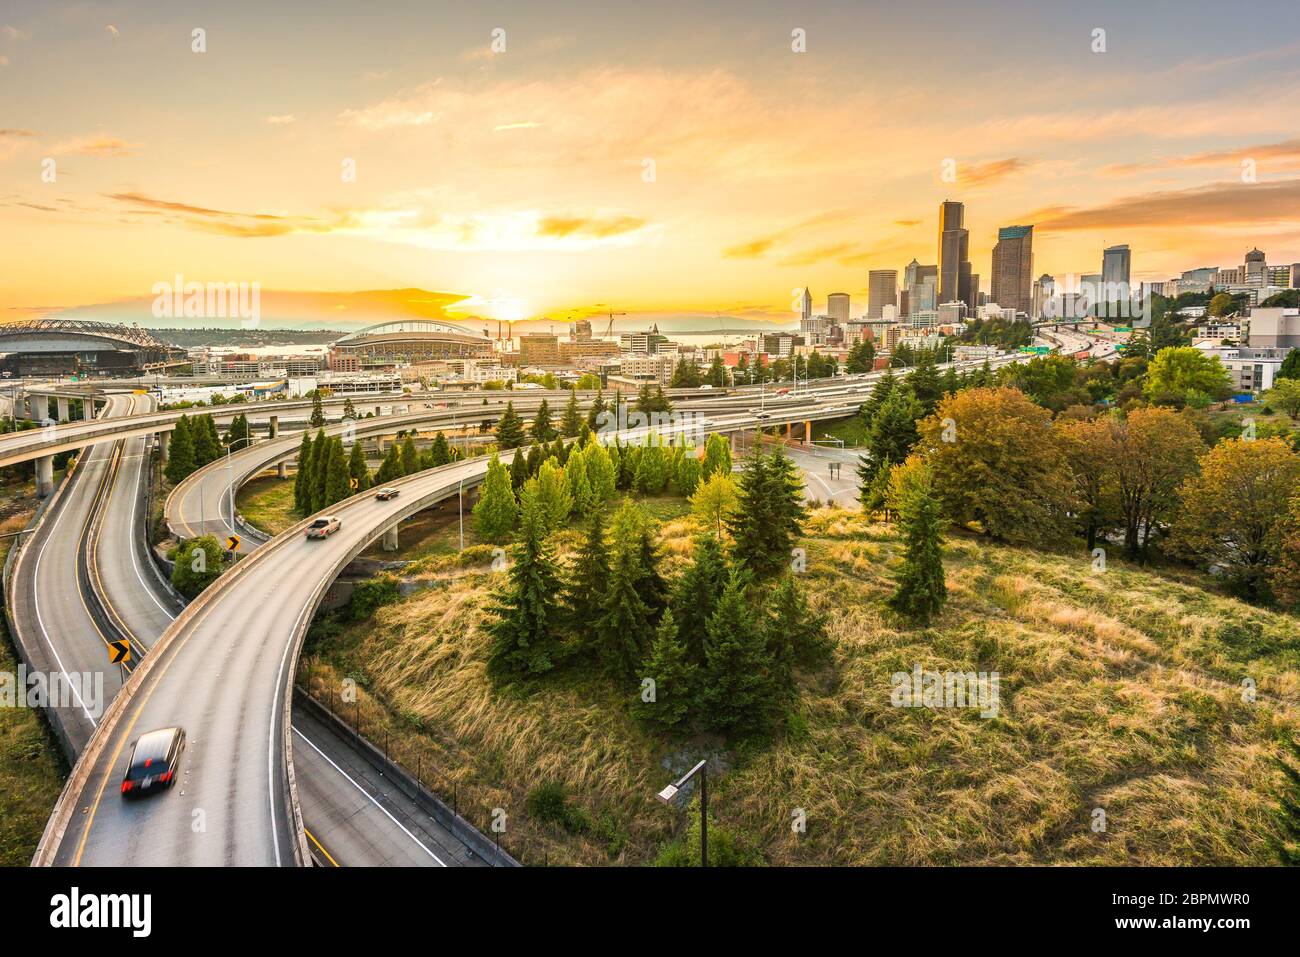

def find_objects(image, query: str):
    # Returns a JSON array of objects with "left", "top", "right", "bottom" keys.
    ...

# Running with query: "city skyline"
[{"left": 4, "top": 0, "right": 1300, "bottom": 330}]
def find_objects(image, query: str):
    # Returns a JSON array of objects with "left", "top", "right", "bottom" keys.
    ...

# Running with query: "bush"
[
  {"left": 170, "top": 536, "right": 228, "bottom": 598},
  {"left": 525, "top": 781, "right": 589, "bottom": 834},
  {"left": 652, "top": 803, "right": 765, "bottom": 867},
  {"left": 348, "top": 575, "right": 400, "bottom": 621}
]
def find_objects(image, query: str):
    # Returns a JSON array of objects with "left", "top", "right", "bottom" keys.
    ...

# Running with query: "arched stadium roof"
[
  {"left": 334, "top": 319, "right": 489, "bottom": 343},
  {"left": 0, "top": 317, "right": 177, "bottom": 351}
]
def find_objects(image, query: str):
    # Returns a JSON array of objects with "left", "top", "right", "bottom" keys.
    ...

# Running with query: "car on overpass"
[
  {"left": 121, "top": 727, "right": 186, "bottom": 799},
  {"left": 306, "top": 515, "right": 342, "bottom": 539},
  {"left": 374, "top": 487, "right": 400, "bottom": 501}
]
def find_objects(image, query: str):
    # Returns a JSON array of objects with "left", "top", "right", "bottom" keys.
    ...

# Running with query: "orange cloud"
[
  {"left": 536, "top": 214, "right": 645, "bottom": 239},
  {"left": 1029, "top": 178, "right": 1300, "bottom": 231}
]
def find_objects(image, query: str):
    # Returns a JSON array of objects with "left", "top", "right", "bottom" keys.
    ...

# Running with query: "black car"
[{"left": 121, "top": 727, "right": 186, "bottom": 798}]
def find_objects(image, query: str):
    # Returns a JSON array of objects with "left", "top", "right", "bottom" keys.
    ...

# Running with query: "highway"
[{"left": 34, "top": 353, "right": 1033, "bottom": 867}]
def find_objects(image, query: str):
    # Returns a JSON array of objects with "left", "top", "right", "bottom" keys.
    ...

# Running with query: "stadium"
[
  {"left": 0, "top": 318, "right": 186, "bottom": 376},
  {"left": 328, "top": 319, "right": 494, "bottom": 367}
]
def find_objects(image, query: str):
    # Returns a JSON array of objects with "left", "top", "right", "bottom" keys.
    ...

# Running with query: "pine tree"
[
  {"left": 347, "top": 439, "right": 369, "bottom": 493},
  {"left": 495, "top": 402, "right": 526, "bottom": 450},
  {"left": 525, "top": 442, "right": 545, "bottom": 477},
  {"left": 509, "top": 449, "right": 529, "bottom": 491},
  {"left": 861, "top": 367, "right": 897, "bottom": 422},
  {"left": 865, "top": 389, "right": 919, "bottom": 480},
  {"left": 395, "top": 434, "right": 416, "bottom": 475},
  {"left": 887, "top": 460, "right": 947, "bottom": 624},
  {"left": 342, "top": 397, "right": 357, "bottom": 420},
  {"left": 429, "top": 431, "right": 451, "bottom": 466},
  {"left": 633, "top": 609, "right": 698, "bottom": 732},
  {"left": 585, "top": 388, "right": 607, "bottom": 432},
  {"left": 192, "top": 414, "right": 220, "bottom": 467},
  {"left": 164, "top": 415, "right": 195, "bottom": 484},
  {"left": 634, "top": 442, "right": 669, "bottom": 494},
  {"left": 707, "top": 355, "right": 727, "bottom": 387},
  {"left": 561, "top": 511, "right": 610, "bottom": 644},
  {"left": 310, "top": 390, "right": 325, "bottom": 428},
  {"left": 671, "top": 532, "right": 728, "bottom": 666},
  {"left": 373, "top": 444, "right": 401, "bottom": 486},
  {"left": 560, "top": 389, "right": 582, "bottom": 437},
  {"left": 310, "top": 429, "right": 329, "bottom": 512},
  {"left": 728, "top": 446, "right": 806, "bottom": 579},
  {"left": 324, "top": 437, "right": 350, "bottom": 506},
  {"left": 583, "top": 441, "right": 617, "bottom": 501},
  {"left": 293, "top": 431, "right": 313, "bottom": 513},
  {"left": 565, "top": 447, "right": 597, "bottom": 516},
  {"left": 904, "top": 352, "right": 943, "bottom": 415},
  {"left": 765, "top": 574, "right": 831, "bottom": 700},
  {"left": 531, "top": 398, "right": 556, "bottom": 443},
  {"left": 595, "top": 502, "right": 656, "bottom": 677},
  {"left": 485, "top": 490, "right": 566, "bottom": 677},
  {"left": 701, "top": 570, "right": 776, "bottom": 737},
  {"left": 472, "top": 453, "right": 518, "bottom": 543},
  {"left": 859, "top": 453, "right": 892, "bottom": 516},
  {"left": 635, "top": 520, "right": 669, "bottom": 621}
]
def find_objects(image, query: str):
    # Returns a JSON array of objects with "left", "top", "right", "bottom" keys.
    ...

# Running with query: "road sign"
[
  {"left": 226, "top": 534, "right": 240, "bottom": 551},
  {"left": 108, "top": 639, "right": 132, "bottom": 665},
  {"left": 349, "top": 477, "right": 359, "bottom": 490}
]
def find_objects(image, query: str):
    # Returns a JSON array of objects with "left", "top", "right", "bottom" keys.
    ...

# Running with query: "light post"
[{"left": 657, "top": 759, "right": 709, "bottom": 867}]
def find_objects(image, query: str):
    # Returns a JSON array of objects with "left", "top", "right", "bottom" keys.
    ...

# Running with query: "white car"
[{"left": 305, "top": 516, "right": 342, "bottom": 539}]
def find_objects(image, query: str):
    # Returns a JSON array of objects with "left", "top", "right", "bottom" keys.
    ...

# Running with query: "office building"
[
  {"left": 867, "top": 270, "right": 898, "bottom": 320},
  {"left": 990, "top": 225, "right": 1034, "bottom": 317},
  {"left": 827, "top": 293, "right": 851, "bottom": 327},
  {"left": 1102, "top": 245, "right": 1131, "bottom": 292},
  {"left": 801, "top": 287, "right": 812, "bottom": 321},
  {"left": 938, "top": 200, "right": 972, "bottom": 309}
]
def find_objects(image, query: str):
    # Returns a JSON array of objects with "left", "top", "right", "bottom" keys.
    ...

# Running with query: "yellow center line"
[{"left": 304, "top": 828, "right": 340, "bottom": 867}]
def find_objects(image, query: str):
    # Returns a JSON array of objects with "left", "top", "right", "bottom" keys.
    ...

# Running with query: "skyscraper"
[
  {"left": 902, "top": 259, "right": 937, "bottom": 317},
  {"left": 1101, "top": 244, "right": 1131, "bottom": 289},
  {"left": 827, "top": 292, "right": 850, "bottom": 326},
  {"left": 991, "top": 225, "right": 1034, "bottom": 317},
  {"left": 938, "top": 200, "right": 972, "bottom": 309},
  {"left": 867, "top": 270, "right": 898, "bottom": 320},
  {"left": 800, "top": 287, "right": 812, "bottom": 321}
]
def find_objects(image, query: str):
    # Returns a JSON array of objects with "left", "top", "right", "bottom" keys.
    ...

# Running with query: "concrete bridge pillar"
[
  {"left": 158, "top": 430, "right": 171, "bottom": 461},
  {"left": 804, "top": 420, "right": 812, "bottom": 444},
  {"left": 278, "top": 457, "right": 288, "bottom": 479},
  {"left": 56, "top": 397, "right": 69, "bottom": 422},
  {"left": 269, "top": 415, "right": 279, "bottom": 439},
  {"left": 382, "top": 524, "right": 399, "bottom": 551},
  {"left": 26, "top": 394, "right": 43, "bottom": 421},
  {"left": 35, "top": 454, "right": 54, "bottom": 498},
  {"left": 83, "top": 398, "right": 95, "bottom": 420}
]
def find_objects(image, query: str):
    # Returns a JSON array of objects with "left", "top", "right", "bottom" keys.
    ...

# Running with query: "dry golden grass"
[{"left": 301, "top": 505, "right": 1300, "bottom": 866}]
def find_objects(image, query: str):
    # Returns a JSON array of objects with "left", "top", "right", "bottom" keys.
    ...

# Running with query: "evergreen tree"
[
  {"left": 472, "top": 453, "right": 519, "bottom": 543},
  {"left": 701, "top": 570, "right": 776, "bottom": 736},
  {"left": 727, "top": 446, "right": 806, "bottom": 579},
  {"left": 341, "top": 397, "right": 356, "bottom": 420},
  {"left": 164, "top": 415, "right": 195, "bottom": 484},
  {"left": 532, "top": 459, "right": 572, "bottom": 531},
  {"left": 429, "top": 431, "right": 451, "bottom": 466},
  {"left": 1278, "top": 347, "right": 1300, "bottom": 382},
  {"left": 635, "top": 520, "right": 669, "bottom": 622},
  {"left": 373, "top": 443, "right": 401, "bottom": 486},
  {"left": 525, "top": 442, "right": 545, "bottom": 477},
  {"left": 701, "top": 433, "right": 732, "bottom": 479},
  {"left": 904, "top": 352, "right": 944, "bottom": 415},
  {"left": 765, "top": 575, "right": 831, "bottom": 698},
  {"left": 865, "top": 389, "right": 919, "bottom": 480},
  {"left": 400, "top": 435, "right": 419, "bottom": 476},
  {"left": 508, "top": 449, "right": 529, "bottom": 491},
  {"left": 633, "top": 609, "right": 698, "bottom": 732},
  {"left": 585, "top": 388, "right": 607, "bottom": 432},
  {"left": 565, "top": 448, "right": 597, "bottom": 516},
  {"left": 859, "top": 454, "right": 893, "bottom": 516},
  {"left": 671, "top": 532, "right": 728, "bottom": 665},
  {"left": 192, "top": 414, "right": 220, "bottom": 467},
  {"left": 634, "top": 442, "right": 669, "bottom": 494},
  {"left": 675, "top": 453, "right": 702, "bottom": 497},
  {"left": 561, "top": 511, "right": 610, "bottom": 643},
  {"left": 531, "top": 398, "right": 556, "bottom": 442},
  {"left": 560, "top": 389, "right": 583, "bottom": 437},
  {"left": 324, "top": 437, "right": 350, "bottom": 506},
  {"left": 887, "top": 460, "right": 947, "bottom": 624},
  {"left": 495, "top": 401, "right": 526, "bottom": 450},
  {"left": 347, "top": 439, "right": 369, "bottom": 493},
  {"left": 595, "top": 502, "right": 656, "bottom": 676},
  {"left": 310, "top": 390, "right": 325, "bottom": 428},
  {"left": 310, "top": 429, "right": 330, "bottom": 511},
  {"left": 485, "top": 490, "right": 566, "bottom": 677},
  {"left": 707, "top": 355, "right": 727, "bottom": 387},
  {"left": 293, "top": 430, "right": 313, "bottom": 513},
  {"left": 583, "top": 441, "right": 617, "bottom": 501},
  {"left": 861, "top": 367, "right": 897, "bottom": 422}
]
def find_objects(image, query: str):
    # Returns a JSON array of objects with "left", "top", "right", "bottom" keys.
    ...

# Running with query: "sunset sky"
[{"left": 3, "top": 0, "right": 1300, "bottom": 330}]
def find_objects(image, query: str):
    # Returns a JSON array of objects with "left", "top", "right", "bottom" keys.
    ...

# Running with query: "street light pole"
[{"left": 656, "top": 758, "right": 709, "bottom": 867}]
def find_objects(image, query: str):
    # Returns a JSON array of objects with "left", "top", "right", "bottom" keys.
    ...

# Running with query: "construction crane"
[{"left": 603, "top": 310, "right": 627, "bottom": 339}]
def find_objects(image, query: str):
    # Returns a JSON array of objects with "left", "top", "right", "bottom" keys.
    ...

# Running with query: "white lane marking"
[{"left": 292, "top": 728, "right": 447, "bottom": 866}]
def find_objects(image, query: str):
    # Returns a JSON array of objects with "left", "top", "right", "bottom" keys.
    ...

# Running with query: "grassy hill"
[{"left": 300, "top": 505, "right": 1299, "bottom": 866}]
